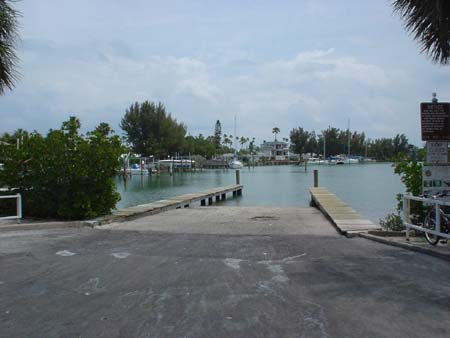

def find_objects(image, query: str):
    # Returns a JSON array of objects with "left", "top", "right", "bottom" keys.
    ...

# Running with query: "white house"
[{"left": 260, "top": 141, "right": 290, "bottom": 161}]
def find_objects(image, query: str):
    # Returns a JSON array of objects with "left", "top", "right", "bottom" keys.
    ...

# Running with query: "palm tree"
[
  {"left": 393, "top": 0, "right": 450, "bottom": 64},
  {"left": 0, "top": 0, "right": 20, "bottom": 94},
  {"left": 272, "top": 127, "right": 280, "bottom": 141}
]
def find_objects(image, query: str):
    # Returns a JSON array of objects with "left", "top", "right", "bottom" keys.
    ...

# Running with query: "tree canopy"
[
  {"left": 120, "top": 101, "right": 187, "bottom": 158},
  {"left": 289, "top": 126, "right": 414, "bottom": 161},
  {"left": 0, "top": 117, "right": 124, "bottom": 219},
  {"left": 0, "top": 0, "right": 20, "bottom": 94},
  {"left": 393, "top": 0, "right": 450, "bottom": 64}
]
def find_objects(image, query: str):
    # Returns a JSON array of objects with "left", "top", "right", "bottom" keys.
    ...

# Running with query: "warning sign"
[{"left": 421, "top": 103, "right": 450, "bottom": 141}]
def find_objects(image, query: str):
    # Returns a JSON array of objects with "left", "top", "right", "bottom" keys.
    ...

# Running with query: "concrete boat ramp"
[
  {"left": 3, "top": 204, "right": 450, "bottom": 338},
  {"left": 2, "top": 188, "right": 450, "bottom": 337}
]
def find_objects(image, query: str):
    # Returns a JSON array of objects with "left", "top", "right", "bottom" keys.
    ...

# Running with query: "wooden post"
[
  {"left": 313, "top": 169, "right": 318, "bottom": 187},
  {"left": 404, "top": 195, "right": 410, "bottom": 241},
  {"left": 215, "top": 195, "right": 220, "bottom": 202},
  {"left": 235, "top": 170, "right": 240, "bottom": 185},
  {"left": 221, "top": 193, "right": 226, "bottom": 200},
  {"left": 208, "top": 197, "right": 213, "bottom": 205}
]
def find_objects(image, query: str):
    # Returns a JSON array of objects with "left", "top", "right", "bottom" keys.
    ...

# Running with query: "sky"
[{"left": 1, "top": 0, "right": 450, "bottom": 145}]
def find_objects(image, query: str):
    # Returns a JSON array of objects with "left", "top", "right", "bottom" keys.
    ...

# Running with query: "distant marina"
[{"left": 115, "top": 162, "right": 402, "bottom": 223}]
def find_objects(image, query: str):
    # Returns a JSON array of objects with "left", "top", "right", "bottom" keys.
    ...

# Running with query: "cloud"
[{"left": 0, "top": 39, "right": 447, "bottom": 146}]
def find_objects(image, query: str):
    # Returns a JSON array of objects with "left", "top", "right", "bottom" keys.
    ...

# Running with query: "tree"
[
  {"left": 0, "top": 117, "right": 124, "bottom": 219},
  {"left": 213, "top": 120, "right": 222, "bottom": 151},
  {"left": 393, "top": 0, "right": 450, "bottom": 64},
  {"left": 290, "top": 127, "right": 310, "bottom": 155},
  {"left": 120, "top": 101, "right": 187, "bottom": 158},
  {"left": 272, "top": 127, "right": 280, "bottom": 141},
  {"left": 0, "top": 0, "right": 20, "bottom": 94},
  {"left": 183, "top": 134, "right": 216, "bottom": 158},
  {"left": 239, "top": 136, "right": 249, "bottom": 149}
]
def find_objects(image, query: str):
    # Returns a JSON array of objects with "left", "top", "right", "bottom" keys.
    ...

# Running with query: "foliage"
[
  {"left": 183, "top": 134, "right": 217, "bottom": 158},
  {"left": 289, "top": 125, "right": 414, "bottom": 160},
  {"left": 0, "top": 117, "right": 124, "bottom": 220},
  {"left": 120, "top": 101, "right": 187, "bottom": 158},
  {"left": 393, "top": 0, "right": 450, "bottom": 65},
  {"left": 393, "top": 151, "right": 424, "bottom": 214},
  {"left": 213, "top": 120, "right": 222, "bottom": 151},
  {"left": 0, "top": 0, "right": 20, "bottom": 94},
  {"left": 290, "top": 127, "right": 312, "bottom": 155},
  {"left": 379, "top": 213, "right": 405, "bottom": 231},
  {"left": 272, "top": 127, "right": 280, "bottom": 141}
]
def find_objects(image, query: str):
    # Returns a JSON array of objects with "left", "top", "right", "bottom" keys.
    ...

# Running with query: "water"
[{"left": 115, "top": 163, "right": 404, "bottom": 223}]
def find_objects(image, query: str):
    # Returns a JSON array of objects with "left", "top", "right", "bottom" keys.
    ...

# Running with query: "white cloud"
[{"left": 1, "top": 39, "right": 447, "bottom": 146}]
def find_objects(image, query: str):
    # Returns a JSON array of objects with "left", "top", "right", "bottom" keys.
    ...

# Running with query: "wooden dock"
[
  {"left": 310, "top": 187, "right": 381, "bottom": 237},
  {"left": 96, "top": 184, "right": 243, "bottom": 225}
]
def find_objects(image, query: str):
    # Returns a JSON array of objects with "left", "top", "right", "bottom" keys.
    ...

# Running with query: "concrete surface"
[
  {"left": 360, "top": 232, "right": 450, "bottom": 261},
  {"left": 100, "top": 207, "right": 336, "bottom": 236},
  {"left": 1, "top": 207, "right": 450, "bottom": 338}
]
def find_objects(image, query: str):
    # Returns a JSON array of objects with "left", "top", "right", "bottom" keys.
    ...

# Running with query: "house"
[{"left": 260, "top": 141, "right": 290, "bottom": 161}]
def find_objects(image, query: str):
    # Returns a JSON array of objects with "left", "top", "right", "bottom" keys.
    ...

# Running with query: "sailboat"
[{"left": 229, "top": 115, "right": 244, "bottom": 169}]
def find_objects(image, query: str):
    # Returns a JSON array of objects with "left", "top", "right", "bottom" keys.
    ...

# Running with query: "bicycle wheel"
[{"left": 423, "top": 210, "right": 441, "bottom": 245}]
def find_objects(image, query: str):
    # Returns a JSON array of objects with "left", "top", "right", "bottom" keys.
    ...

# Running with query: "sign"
[
  {"left": 421, "top": 102, "right": 450, "bottom": 140},
  {"left": 422, "top": 166, "right": 450, "bottom": 197},
  {"left": 426, "top": 141, "right": 449, "bottom": 165}
]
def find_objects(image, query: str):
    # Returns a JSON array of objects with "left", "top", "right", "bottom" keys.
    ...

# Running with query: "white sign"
[
  {"left": 426, "top": 141, "right": 448, "bottom": 165},
  {"left": 422, "top": 166, "right": 450, "bottom": 197}
]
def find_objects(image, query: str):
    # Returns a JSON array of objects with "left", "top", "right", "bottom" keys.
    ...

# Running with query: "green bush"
[
  {"left": 393, "top": 151, "right": 425, "bottom": 217},
  {"left": 379, "top": 213, "right": 405, "bottom": 232},
  {"left": 0, "top": 117, "right": 124, "bottom": 220}
]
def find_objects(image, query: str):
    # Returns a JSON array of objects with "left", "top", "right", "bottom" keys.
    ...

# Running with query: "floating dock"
[
  {"left": 310, "top": 187, "right": 381, "bottom": 237},
  {"left": 97, "top": 184, "right": 243, "bottom": 225}
]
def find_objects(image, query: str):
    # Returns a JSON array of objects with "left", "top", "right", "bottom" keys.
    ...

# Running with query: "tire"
[{"left": 423, "top": 210, "right": 441, "bottom": 245}]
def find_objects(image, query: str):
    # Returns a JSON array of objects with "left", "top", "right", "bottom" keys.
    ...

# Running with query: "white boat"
[
  {"left": 307, "top": 157, "right": 321, "bottom": 165},
  {"left": 229, "top": 158, "right": 244, "bottom": 169}
]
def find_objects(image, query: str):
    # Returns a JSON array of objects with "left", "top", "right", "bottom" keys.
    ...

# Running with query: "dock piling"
[
  {"left": 313, "top": 170, "right": 318, "bottom": 188},
  {"left": 235, "top": 170, "right": 241, "bottom": 185}
]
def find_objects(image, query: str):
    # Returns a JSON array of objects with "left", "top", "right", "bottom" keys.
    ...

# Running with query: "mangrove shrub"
[{"left": 0, "top": 117, "right": 124, "bottom": 220}]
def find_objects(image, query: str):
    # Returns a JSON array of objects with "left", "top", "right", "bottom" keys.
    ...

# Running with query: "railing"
[
  {"left": 403, "top": 194, "right": 450, "bottom": 240},
  {"left": 0, "top": 193, "right": 22, "bottom": 221}
]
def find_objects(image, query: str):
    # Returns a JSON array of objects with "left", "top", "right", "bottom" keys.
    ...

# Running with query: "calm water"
[{"left": 115, "top": 163, "right": 404, "bottom": 223}]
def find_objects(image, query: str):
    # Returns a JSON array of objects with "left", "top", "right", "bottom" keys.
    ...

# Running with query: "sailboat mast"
[
  {"left": 347, "top": 118, "right": 350, "bottom": 159},
  {"left": 234, "top": 115, "right": 237, "bottom": 156}
]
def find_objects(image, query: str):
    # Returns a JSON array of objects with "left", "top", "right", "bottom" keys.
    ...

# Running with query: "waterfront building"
[{"left": 260, "top": 140, "right": 290, "bottom": 161}]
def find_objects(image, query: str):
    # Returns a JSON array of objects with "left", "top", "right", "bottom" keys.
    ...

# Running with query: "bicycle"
[{"left": 423, "top": 192, "right": 450, "bottom": 245}]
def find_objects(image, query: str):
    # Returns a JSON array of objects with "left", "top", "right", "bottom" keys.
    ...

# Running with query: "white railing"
[
  {"left": 0, "top": 193, "right": 22, "bottom": 221},
  {"left": 403, "top": 194, "right": 450, "bottom": 240}
]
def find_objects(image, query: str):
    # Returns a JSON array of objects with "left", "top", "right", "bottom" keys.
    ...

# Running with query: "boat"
[
  {"left": 306, "top": 157, "right": 322, "bottom": 165},
  {"left": 229, "top": 158, "right": 244, "bottom": 169}
]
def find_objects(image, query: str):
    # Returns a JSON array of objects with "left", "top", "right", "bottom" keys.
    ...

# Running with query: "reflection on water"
[{"left": 115, "top": 163, "right": 404, "bottom": 223}]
